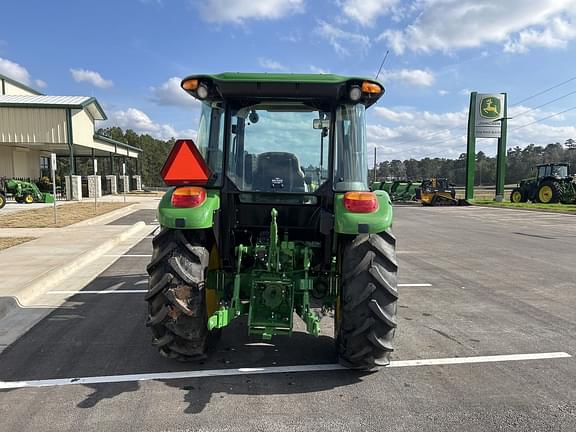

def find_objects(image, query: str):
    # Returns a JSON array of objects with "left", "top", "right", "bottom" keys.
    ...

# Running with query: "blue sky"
[{"left": 1, "top": 0, "right": 576, "bottom": 162}]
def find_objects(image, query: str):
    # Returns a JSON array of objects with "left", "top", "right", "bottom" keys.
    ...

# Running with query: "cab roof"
[{"left": 181, "top": 72, "right": 385, "bottom": 107}]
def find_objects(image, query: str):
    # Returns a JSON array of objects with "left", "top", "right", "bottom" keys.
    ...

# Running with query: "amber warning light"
[{"left": 160, "top": 139, "right": 212, "bottom": 186}]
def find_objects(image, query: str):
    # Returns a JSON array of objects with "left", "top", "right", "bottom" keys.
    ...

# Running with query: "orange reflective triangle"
[{"left": 161, "top": 139, "right": 212, "bottom": 186}]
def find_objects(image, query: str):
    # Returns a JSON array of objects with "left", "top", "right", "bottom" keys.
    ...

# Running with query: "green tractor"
[
  {"left": 0, "top": 178, "right": 6, "bottom": 209},
  {"left": 0, "top": 177, "right": 54, "bottom": 207},
  {"left": 146, "top": 73, "right": 398, "bottom": 370},
  {"left": 371, "top": 180, "right": 417, "bottom": 202},
  {"left": 510, "top": 163, "right": 576, "bottom": 204},
  {"left": 389, "top": 181, "right": 418, "bottom": 202}
]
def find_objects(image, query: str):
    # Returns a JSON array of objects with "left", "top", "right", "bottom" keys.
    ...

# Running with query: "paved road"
[{"left": 0, "top": 206, "right": 575, "bottom": 431}]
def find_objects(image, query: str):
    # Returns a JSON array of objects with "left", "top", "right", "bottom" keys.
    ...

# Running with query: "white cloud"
[
  {"left": 70, "top": 68, "right": 113, "bottom": 88},
  {"left": 315, "top": 20, "right": 370, "bottom": 56},
  {"left": 196, "top": 0, "right": 304, "bottom": 23},
  {"left": 504, "top": 16, "right": 576, "bottom": 53},
  {"left": 258, "top": 58, "right": 286, "bottom": 71},
  {"left": 280, "top": 32, "right": 302, "bottom": 43},
  {"left": 339, "top": 0, "right": 399, "bottom": 27},
  {"left": 310, "top": 65, "right": 330, "bottom": 74},
  {"left": 378, "top": 0, "right": 576, "bottom": 54},
  {"left": 150, "top": 77, "right": 199, "bottom": 108},
  {"left": 382, "top": 68, "right": 434, "bottom": 86},
  {"left": 34, "top": 79, "right": 47, "bottom": 89},
  {"left": 506, "top": 104, "right": 576, "bottom": 146},
  {"left": 367, "top": 106, "right": 468, "bottom": 159},
  {"left": 0, "top": 57, "right": 32, "bottom": 84},
  {"left": 0, "top": 57, "right": 46, "bottom": 89},
  {"left": 106, "top": 107, "right": 196, "bottom": 140},
  {"left": 373, "top": 107, "right": 415, "bottom": 122},
  {"left": 438, "top": 90, "right": 450, "bottom": 96},
  {"left": 366, "top": 104, "right": 576, "bottom": 161}
]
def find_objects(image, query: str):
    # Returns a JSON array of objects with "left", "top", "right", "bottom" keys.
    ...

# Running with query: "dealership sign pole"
[{"left": 465, "top": 92, "right": 508, "bottom": 201}]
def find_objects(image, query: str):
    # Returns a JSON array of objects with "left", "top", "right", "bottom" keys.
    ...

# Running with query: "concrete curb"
[{"left": 1, "top": 221, "right": 148, "bottom": 317}]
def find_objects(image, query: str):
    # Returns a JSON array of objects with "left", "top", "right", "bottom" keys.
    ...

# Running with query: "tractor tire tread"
[
  {"left": 337, "top": 230, "right": 398, "bottom": 370},
  {"left": 146, "top": 229, "right": 215, "bottom": 362}
]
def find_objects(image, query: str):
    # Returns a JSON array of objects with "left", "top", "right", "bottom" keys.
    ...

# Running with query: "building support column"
[
  {"left": 110, "top": 152, "right": 115, "bottom": 176},
  {"left": 66, "top": 108, "right": 75, "bottom": 175}
]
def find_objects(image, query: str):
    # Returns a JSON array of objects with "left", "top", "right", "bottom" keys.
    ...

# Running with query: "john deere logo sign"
[
  {"left": 474, "top": 93, "right": 505, "bottom": 138},
  {"left": 480, "top": 96, "right": 501, "bottom": 119}
]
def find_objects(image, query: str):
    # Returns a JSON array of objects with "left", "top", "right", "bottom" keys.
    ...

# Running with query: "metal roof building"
[{"left": 0, "top": 73, "right": 140, "bottom": 180}]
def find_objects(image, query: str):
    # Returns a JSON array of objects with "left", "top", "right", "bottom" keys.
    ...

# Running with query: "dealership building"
[{"left": 0, "top": 73, "right": 142, "bottom": 199}]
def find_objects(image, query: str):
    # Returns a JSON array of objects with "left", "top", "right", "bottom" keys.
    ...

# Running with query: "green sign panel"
[
  {"left": 475, "top": 93, "right": 505, "bottom": 138},
  {"left": 479, "top": 96, "right": 502, "bottom": 119}
]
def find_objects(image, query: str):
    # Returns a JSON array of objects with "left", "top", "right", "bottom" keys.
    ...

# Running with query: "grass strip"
[
  {"left": 0, "top": 202, "right": 131, "bottom": 228},
  {"left": 0, "top": 237, "right": 36, "bottom": 251},
  {"left": 473, "top": 200, "right": 576, "bottom": 214}
]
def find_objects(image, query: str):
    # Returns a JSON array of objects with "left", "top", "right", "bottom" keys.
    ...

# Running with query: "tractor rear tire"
[
  {"left": 0, "top": 194, "right": 5, "bottom": 209},
  {"left": 337, "top": 231, "right": 398, "bottom": 370},
  {"left": 537, "top": 180, "right": 561, "bottom": 203},
  {"left": 145, "top": 228, "right": 216, "bottom": 361},
  {"left": 510, "top": 188, "right": 526, "bottom": 203}
]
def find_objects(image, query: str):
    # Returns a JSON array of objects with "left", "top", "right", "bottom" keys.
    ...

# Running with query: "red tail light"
[
  {"left": 171, "top": 187, "right": 206, "bottom": 208},
  {"left": 344, "top": 191, "right": 379, "bottom": 213}
]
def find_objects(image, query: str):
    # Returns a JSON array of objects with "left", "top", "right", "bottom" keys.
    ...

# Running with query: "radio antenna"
[{"left": 375, "top": 50, "right": 390, "bottom": 81}]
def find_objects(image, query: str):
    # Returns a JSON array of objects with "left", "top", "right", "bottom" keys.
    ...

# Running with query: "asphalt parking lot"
[{"left": 0, "top": 206, "right": 575, "bottom": 432}]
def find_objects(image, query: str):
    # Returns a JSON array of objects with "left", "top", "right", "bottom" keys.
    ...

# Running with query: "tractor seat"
[{"left": 253, "top": 152, "right": 306, "bottom": 193}]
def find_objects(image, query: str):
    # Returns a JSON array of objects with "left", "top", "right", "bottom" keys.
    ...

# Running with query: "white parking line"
[
  {"left": 47, "top": 290, "right": 146, "bottom": 295},
  {"left": 104, "top": 254, "right": 152, "bottom": 257},
  {"left": 49, "top": 284, "right": 430, "bottom": 295},
  {"left": 0, "top": 352, "right": 570, "bottom": 389}
]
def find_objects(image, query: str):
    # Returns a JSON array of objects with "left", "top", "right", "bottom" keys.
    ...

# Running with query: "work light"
[
  {"left": 349, "top": 85, "right": 362, "bottom": 102},
  {"left": 196, "top": 83, "right": 209, "bottom": 99}
]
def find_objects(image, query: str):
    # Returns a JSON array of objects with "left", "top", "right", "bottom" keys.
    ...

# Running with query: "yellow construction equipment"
[{"left": 415, "top": 178, "right": 458, "bottom": 206}]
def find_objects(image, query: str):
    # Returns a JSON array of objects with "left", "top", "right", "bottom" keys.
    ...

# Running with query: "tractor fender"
[
  {"left": 157, "top": 188, "right": 220, "bottom": 229},
  {"left": 334, "top": 190, "right": 393, "bottom": 234}
]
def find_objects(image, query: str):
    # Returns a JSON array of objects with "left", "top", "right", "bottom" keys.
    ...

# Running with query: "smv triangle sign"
[{"left": 161, "top": 139, "right": 212, "bottom": 186}]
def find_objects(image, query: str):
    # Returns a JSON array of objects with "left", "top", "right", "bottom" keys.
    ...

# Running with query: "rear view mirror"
[{"left": 313, "top": 119, "right": 330, "bottom": 129}]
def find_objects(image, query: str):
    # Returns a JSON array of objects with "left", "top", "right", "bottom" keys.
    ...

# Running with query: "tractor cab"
[
  {"left": 536, "top": 163, "right": 570, "bottom": 180},
  {"left": 147, "top": 73, "right": 398, "bottom": 370},
  {"left": 163, "top": 74, "right": 385, "bottom": 263}
]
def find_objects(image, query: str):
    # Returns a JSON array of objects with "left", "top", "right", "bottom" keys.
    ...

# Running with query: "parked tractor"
[
  {"left": 415, "top": 177, "right": 459, "bottom": 206},
  {"left": 146, "top": 73, "right": 398, "bottom": 370},
  {"left": 0, "top": 177, "right": 54, "bottom": 207},
  {"left": 510, "top": 163, "right": 576, "bottom": 204},
  {"left": 0, "top": 178, "right": 6, "bottom": 209}
]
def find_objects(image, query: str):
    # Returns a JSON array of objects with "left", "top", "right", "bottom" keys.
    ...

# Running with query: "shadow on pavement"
[
  {"left": 161, "top": 368, "right": 371, "bottom": 414},
  {"left": 77, "top": 381, "right": 141, "bottom": 409}
]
